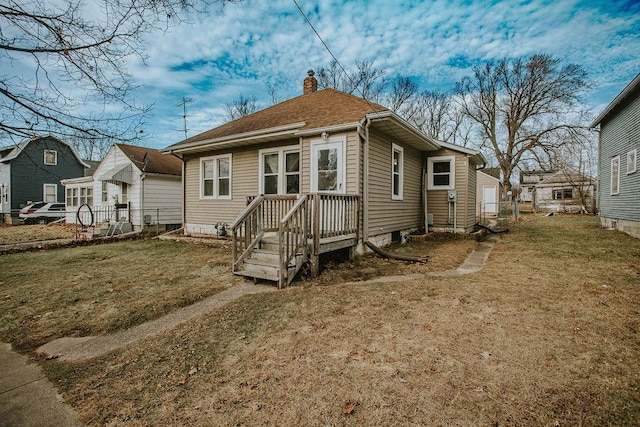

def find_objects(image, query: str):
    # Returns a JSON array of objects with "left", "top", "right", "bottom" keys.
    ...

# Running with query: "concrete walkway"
[
  {"left": 37, "top": 282, "right": 276, "bottom": 362},
  {"left": 0, "top": 342, "right": 81, "bottom": 427},
  {"left": 429, "top": 233, "right": 500, "bottom": 277}
]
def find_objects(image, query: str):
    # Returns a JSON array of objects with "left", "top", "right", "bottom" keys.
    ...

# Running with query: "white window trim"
[
  {"left": 627, "top": 149, "right": 637, "bottom": 175},
  {"left": 43, "top": 183, "right": 57, "bottom": 202},
  {"left": 44, "top": 149, "right": 57, "bottom": 165},
  {"left": 200, "top": 154, "right": 232, "bottom": 200},
  {"left": 611, "top": 155, "right": 620, "bottom": 195},
  {"left": 427, "top": 155, "right": 456, "bottom": 190},
  {"left": 258, "top": 145, "right": 301, "bottom": 195},
  {"left": 310, "top": 136, "right": 346, "bottom": 194},
  {"left": 391, "top": 143, "right": 404, "bottom": 200}
]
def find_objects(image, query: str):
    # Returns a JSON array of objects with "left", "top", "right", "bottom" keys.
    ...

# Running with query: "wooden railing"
[
  {"left": 279, "top": 195, "right": 309, "bottom": 288},
  {"left": 309, "top": 193, "right": 360, "bottom": 254},
  {"left": 231, "top": 195, "right": 298, "bottom": 271}
]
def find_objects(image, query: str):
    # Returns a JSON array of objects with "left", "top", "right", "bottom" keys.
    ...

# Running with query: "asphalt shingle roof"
[
  {"left": 116, "top": 144, "right": 182, "bottom": 176},
  {"left": 169, "top": 88, "right": 388, "bottom": 147}
]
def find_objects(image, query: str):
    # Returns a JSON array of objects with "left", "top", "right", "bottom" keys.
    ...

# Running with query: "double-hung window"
[
  {"left": 611, "top": 155, "right": 620, "bottom": 195},
  {"left": 259, "top": 147, "right": 300, "bottom": 195},
  {"left": 43, "top": 184, "right": 57, "bottom": 202},
  {"left": 391, "top": 143, "right": 403, "bottom": 200},
  {"left": 427, "top": 156, "right": 455, "bottom": 190},
  {"left": 201, "top": 154, "right": 232, "bottom": 199}
]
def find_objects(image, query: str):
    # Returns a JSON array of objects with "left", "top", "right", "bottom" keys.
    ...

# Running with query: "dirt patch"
[{"left": 36, "top": 215, "right": 640, "bottom": 426}]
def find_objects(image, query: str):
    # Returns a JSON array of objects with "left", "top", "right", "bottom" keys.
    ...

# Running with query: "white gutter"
[{"left": 294, "top": 122, "right": 361, "bottom": 137}]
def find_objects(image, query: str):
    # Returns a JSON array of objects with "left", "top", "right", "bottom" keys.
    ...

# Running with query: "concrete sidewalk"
[
  {"left": 37, "top": 282, "right": 276, "bottom": 362},
  {"left": 0, "top": 343, "right": 81, "bottom": 427}
]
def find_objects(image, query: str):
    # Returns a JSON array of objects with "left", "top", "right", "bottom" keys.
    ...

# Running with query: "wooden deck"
[{"left": 231, "top": 194, "right": 360, "bottom": 288}]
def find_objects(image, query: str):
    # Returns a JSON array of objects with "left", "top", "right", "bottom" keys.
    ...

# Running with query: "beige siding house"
[
  {"left": 163, "top": 71, "right": 485, "bottom": 287},
  {"left": 477, "top": 169, "right": 501, "bottom": 217}
]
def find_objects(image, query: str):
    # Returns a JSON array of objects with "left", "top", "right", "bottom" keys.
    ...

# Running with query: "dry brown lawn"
[
  {"left": 0, "top": 239, "right": 239, "bottom": 353},
  {"left": 0, "top": 223, "right": 75, "bottom": 244},
  {"left": 4, "top": 216, "right": 640, "bottom": 426}
]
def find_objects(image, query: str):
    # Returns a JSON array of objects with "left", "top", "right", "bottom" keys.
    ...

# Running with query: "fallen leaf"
[
  {"left": 343, "top": 399, "right": 359, "bottom": 415},
  {"left": 188, "top": 366, "right": 198, "bottom": 376}
]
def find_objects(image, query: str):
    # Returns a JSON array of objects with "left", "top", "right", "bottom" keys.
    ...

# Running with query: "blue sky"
[{"left": 128, "top": 0, "right": 640, "bottom": 150}]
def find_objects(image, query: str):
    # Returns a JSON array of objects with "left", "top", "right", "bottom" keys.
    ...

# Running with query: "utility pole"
[{"left": 176, "top": 97, "right": 194, "bottom": 139}]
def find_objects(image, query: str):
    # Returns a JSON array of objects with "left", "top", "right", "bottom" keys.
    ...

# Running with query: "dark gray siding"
[
  {"left": 10, "top": 137, "right": 85, "bottom": 210},
  {"left": 598, "top": 91, "right": 640, "bottom": 222}
]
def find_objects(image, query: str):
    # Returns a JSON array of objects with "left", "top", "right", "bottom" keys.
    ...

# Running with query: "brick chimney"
[{"left": 303, "top": 69, "right": 318, "bottom": 94}]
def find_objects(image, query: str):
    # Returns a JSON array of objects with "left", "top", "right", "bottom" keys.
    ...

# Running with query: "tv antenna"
[{"left": 176, "top": 96, "right": 194, "bottom": 139}]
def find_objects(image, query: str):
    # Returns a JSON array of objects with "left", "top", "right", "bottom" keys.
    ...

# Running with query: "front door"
[
  {"left": 311, "top": 140, "right": 344, "bottom": 194},
  {"left": 311, "top": 139, "right": 346, "bottom": 235}
]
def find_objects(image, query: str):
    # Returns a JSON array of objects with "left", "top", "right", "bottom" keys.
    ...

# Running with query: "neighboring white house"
[
  {"left": 62, "top": 143, "right": 183, "bottom": 232},
  {"left": 476, "top": 168, "right": 501, "bottom": 217}
]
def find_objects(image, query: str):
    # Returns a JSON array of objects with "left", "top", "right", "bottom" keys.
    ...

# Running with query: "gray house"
[
  {"left": 590, "top": 73, "right": 640, "bottom": 238},
  {"left": 0, "top": 135, "right": 89, "bottom": 221}
]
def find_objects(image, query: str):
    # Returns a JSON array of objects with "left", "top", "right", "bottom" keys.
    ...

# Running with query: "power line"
[{"left": 291, "top": 0, "right": 410, "bottom": 143}]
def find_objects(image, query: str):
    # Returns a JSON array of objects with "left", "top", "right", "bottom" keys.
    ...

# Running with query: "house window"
[
  {"left": 66, "top": 188, "right": 78, "bottom": 207},
  {"left": 628, "top": 149, "right": 637, "bottom": 174},
  {"left": 611, "top": 155, "right": 620, "bottom": 195},
  {"left": 121, "top": 182, "right": 128, "bottom": 204},
  {"left": 201, "top": 154, "right": 232, "bottom": 199},
  {"left": 101, "top": 182, "right": 108, "bottom": 203},
  {"left": 43, "top": 184, "right": 57, "bottom": 202},
  {"left": 392, "top": 143, "right": 403, "bottom": 200},
  {"left": 80, "top": 187, "right": 93, "bottom": 205},
  {"left": 553, "top": 188, "right": 573, "bottom": 200},
  {"left": 427, "top": 155, "right": 455, "bottom": 190},
  {"left": 44, "top": 150, "right": 57, "bottom": 165},
  {"left": 259, "top": 147, "right": 300, "bottom": 195}
]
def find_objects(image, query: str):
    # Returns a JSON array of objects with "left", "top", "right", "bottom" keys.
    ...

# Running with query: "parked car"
[{"left": 19, "top": 202, "right": 66, "bottom": 224}]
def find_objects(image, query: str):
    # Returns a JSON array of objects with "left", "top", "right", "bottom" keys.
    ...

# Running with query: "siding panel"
[
  {"left": 599, "top": 93, "right": 640, "bottom": 222},
  {"left": 367, "top": 129, "right": 422, "bottom": 237}
]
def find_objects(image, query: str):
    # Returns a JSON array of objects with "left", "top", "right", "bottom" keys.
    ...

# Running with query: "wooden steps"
[{"left": 234, "top": 236, "right": 306, "bottom": 284}]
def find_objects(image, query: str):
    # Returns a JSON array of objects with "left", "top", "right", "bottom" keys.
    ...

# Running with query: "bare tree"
[
  {"left": 0, "top": 0, "right": 239, "bottom": 149},
  {"left": 224, "top": 94, "right": 259, "bottom": 121},
  {"left": 316, "top": 60, "right": 386, "bottom": 100},
  {"left": 456, "top": 54, "right": 590, "bottom": 192},
  {"left": 403, "top": 90, "right": 471, "bottom": 145},
  {"left": 386, "top": 76, "right": 419, "bottom": 114},
  {"left": 544, "top": 129, "right": 598, "bottom": 213}
]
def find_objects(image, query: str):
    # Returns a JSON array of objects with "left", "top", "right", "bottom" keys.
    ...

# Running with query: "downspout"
[
  {"left": 362, "top": 117, "right": 371, "bottom": 242},
  {"left": 423, "top": 153, "right": 428, "bottom": 233},
  {"left": 141, "top": 173, "right": 145, "bottom": 232},
  {"left": 169, "top": 151, "right": 186, "bottom": 231}
]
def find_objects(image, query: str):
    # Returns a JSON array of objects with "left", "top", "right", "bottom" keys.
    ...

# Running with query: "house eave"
[
  {"left": 590, "top": 72, "right": 640, "bottom": 128},
  {"left": 365, "top": 111, "right": 441, "bottom": 151},
  {"left": 162, "top": 122, "right": 307, "bottom": 155}
]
